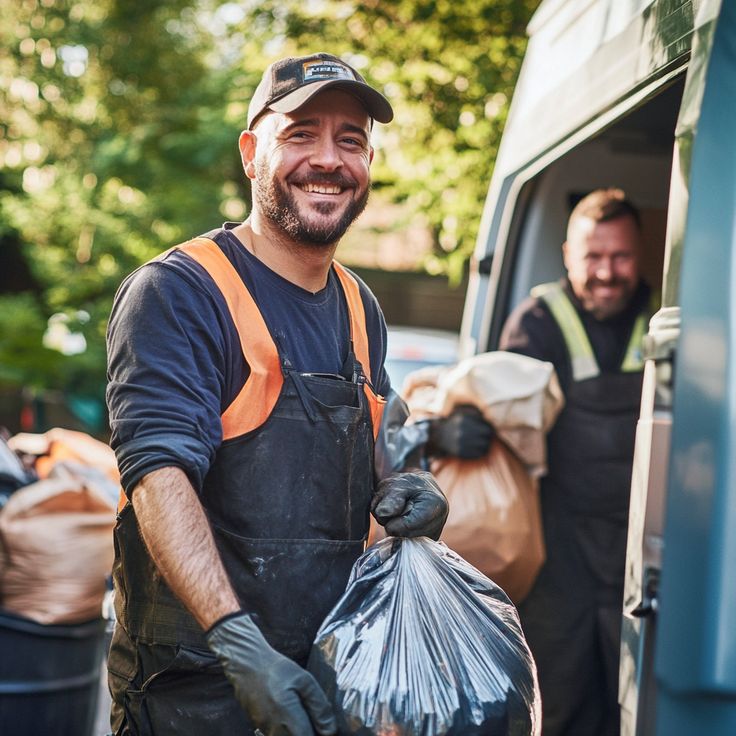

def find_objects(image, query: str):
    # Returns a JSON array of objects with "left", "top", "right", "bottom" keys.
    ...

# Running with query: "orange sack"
[
  {"left": 431, "top": 441, "right": 544, "bottom": 603},
  {"left": 402, "top": 351, "right": 565, "bottom": 604},
  {"left": 0, "top": 464, "right": 116, "bottom": 625}
]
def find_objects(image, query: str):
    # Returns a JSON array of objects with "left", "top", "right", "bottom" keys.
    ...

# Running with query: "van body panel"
[
  {"left": 620, "top": 4, "right": 726, "bottom": 734},
  {"left": 500, "top": 0, "right": 694, "bottom": 176},
  {"left": 655, "top": 0, "right": 736, "bottom": 701},
  {"left": 662, "top": 0, "right": 724, "bottom": 306},
  {"left": 462, "top": 0, "right": 735, "bottom": 732}
]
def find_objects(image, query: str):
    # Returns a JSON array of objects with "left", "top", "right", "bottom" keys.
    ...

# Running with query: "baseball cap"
[{"left": 247, "top": 52, "right": 394, "bottom": 129}]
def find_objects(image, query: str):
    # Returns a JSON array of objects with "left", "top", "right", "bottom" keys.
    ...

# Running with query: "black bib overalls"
[{"left": 108, "top": 238, "right": 385, "bottom": 735}]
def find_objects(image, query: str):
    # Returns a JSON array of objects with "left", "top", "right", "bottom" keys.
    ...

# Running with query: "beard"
[
  {"left": 255, "top": 161, "right": 370, "bottom": 247},
  {"left": 582, "top": 277, "right": 637, "bottom": 319}
]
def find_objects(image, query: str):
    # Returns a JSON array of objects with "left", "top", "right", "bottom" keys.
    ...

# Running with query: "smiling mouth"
[{"left": 298, "top": 183, "right": 346, "bottom": 195}]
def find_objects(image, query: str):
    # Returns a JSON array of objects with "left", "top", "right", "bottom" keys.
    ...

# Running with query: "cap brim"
[{"left": 267, "top": 79, "right": 394, "bottom": 124}]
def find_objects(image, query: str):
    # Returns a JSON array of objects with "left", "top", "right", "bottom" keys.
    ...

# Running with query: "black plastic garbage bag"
[{"left": 308, "top": 537, "right": 540, "bottom": 735}]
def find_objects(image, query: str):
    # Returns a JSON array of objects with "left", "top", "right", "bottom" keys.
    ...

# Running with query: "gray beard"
[{"left": 255, "top": 162, "right": 369, "bottom": 247}]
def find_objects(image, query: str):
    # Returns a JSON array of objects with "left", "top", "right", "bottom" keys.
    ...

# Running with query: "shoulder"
[
  {"left": 334, "top": 264, "right": 387, "bottom": 336},
  {"left": 108, "top": 241, "right": 235, "bottom": 345},
  {"left": 115, "top": 229, "right": 250, "bottom": 307},
  {"left": 335, "top": 264, "right": 390, "bottom": 393},
  {"left": 503, "top": 294, "right": 554, "bottom": 336},
  {"left": 500, "top": 293, "right": 563, "bottom": 362},
  {"left": 114, "top": 246, "right": 217, "bottom": 304}
]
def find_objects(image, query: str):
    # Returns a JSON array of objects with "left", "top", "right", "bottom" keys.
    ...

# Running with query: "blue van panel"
[{"left": 656, "top": 0, "right": 736, "bottom": 701}]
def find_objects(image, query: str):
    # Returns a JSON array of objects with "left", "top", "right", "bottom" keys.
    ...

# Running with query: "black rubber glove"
[
  {"left": 427, "top": 405, "right": 495, "bottom": 459},
  {"left": 206, "top": 611, "right": 337, "bottom": 736},
  {"left": 371, "top": 471, "right": 449, "bottom": 540}
]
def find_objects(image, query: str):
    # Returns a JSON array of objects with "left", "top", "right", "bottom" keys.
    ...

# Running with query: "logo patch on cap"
[{"left": 303, "top": 60, "right": 355, "bottom": 82}]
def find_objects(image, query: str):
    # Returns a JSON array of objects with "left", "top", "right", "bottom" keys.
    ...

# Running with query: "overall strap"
[
  {"left": 332, "top": 261, "right": 386, "bottom": 439},
  {"left": 177, "top": 238, "right": 282, "bottom": 440},
  {"left": 532, "top": 282, "right": 599, "bottom": 381}
]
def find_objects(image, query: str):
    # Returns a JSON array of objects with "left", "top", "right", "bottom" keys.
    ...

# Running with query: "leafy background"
[{"left": 0, "top": 0, "right": 539, "bottom": 431}]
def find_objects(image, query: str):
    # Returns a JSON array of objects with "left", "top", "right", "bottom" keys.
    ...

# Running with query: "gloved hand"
[
  {"left": 371, "top": 471, "right": 448, "bottom": 540},
  {"left": 206, "top": 611, "right": 337, "bottom": 736},
  {"left": 427, "top": 405, "right": 495, "bottom": 459}
]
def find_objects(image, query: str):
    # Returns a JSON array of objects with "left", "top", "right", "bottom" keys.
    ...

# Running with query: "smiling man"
[
  {"left": 105, "top": 53, "right": 448, "bottom": 736},
  {"left": 497, "top": 188, "right": 655, "bottom": 736}
]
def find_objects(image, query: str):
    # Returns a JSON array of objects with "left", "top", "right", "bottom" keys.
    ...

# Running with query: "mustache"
[
  {"left": 288, "top": 173, "right": 358, "bottom": 189},
  {"left": 587, "top": 277, "right": 631, "bottom": 288}
]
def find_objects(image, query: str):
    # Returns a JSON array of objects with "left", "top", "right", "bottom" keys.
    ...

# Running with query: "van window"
[{"left": 488, "top": 77, "right": 685, "bottom": 349}]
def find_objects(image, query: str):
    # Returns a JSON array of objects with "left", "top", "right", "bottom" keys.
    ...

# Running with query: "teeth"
[{"left": 301, "top": 183, "right": 342, "bottom": 194}]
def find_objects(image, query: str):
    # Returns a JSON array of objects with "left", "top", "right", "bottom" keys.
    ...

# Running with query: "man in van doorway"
[
  {"left": 502, "top": 188, "right": 653, "bottom": 736},
  {"left": 428, "top": 188, "right": 654, "bottom": 736}
]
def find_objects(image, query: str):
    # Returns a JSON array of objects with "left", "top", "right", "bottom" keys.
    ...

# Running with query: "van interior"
[{"left": 487, "top": 75, "right": 686, "bottom": 349}]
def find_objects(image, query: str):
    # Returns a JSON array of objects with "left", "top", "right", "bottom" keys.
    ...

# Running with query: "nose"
[
  {"left": 308, "top": 136, "right": 343, "bottom": 171},
  {"left": 594, "top": 257, "right": 613, "bottom": 280}
]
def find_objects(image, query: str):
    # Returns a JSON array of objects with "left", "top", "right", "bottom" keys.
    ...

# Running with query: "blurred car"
[{"left": 384, "top": 326, "right": 459, "bottom": 393}]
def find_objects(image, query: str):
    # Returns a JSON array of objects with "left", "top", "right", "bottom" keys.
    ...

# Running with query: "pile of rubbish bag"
[
  {"left": 309, "top": 536, "right": 541, "bottom": 736},
  {"left": 0, "top": 428, "right": 118, "bottom": 624}
]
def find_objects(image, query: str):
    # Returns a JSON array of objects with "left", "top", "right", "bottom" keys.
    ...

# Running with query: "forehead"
[
  {"left": 568, "top": 215, "right": 640, "bottom": 253},
  {"left": 265, "top": 88, "right": 372, "bottom": 133}
]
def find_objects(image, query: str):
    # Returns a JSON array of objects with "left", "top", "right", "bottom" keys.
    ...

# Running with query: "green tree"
[
  {"left": 0, "top": 0, "right": 241, "bottom": 427},
  {"left": 233, "top": 0, "right": 538, "bottom": 280},
  {"left": 0, "top": 0, "right": 538, "bottom": 427}
]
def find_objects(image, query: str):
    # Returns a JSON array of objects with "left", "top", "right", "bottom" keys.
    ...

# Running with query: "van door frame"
[{"left": 462, "top": 63, "right": 689, "bottom": 356}]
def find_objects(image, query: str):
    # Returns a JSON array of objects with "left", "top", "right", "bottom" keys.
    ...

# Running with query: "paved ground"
[{"left": 94, "top": 658, "right": 112, "bottom": 736}]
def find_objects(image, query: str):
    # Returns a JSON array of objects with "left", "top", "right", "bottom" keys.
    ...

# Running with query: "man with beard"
[
  {"left": 428, "top": 188, "right": 653, "bottom": 735},
  {"left": 105, "top": 53, "right": 448, "bottom": 736}
]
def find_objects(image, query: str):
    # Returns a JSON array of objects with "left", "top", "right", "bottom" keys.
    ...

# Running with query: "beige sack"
[
  {"left": 0, "top": 466, "right": 116, "bottom": 624},
  {"left": 404, "top": 351, "right": 564, "bottom": 476},
  {"left": 403, "top": 351, "right": 565, "bottom": 603}
]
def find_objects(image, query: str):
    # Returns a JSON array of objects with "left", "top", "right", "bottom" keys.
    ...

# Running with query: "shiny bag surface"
[{"left": 308, "top": 537, "right": 541, "bottom": 735}]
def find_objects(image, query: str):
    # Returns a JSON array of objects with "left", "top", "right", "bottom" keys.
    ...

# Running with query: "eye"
[{"left": 339, "top": 133, "right": 369, "bottom": 150}]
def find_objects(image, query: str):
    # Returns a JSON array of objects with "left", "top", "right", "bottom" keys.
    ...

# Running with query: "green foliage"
[
  {"left": 235, "top": 0, "right": 537, "bottom": 281},
  {"left": 0, "top": 0, "right": 538, "bottom": 408},
  {"left": 1, "top": 0, "right": 241, "bottom": 409}
]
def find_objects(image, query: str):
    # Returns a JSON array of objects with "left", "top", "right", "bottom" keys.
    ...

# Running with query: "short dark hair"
[{"left": 568, "top": 188, "right": 641, "bottom": 238}]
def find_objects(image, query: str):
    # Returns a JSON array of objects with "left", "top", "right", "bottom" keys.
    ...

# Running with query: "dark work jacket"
[
  {"left": 504, "top": 280, "right": 653, "bottom": 589},
  {"left": 109, "top": 237, "right": 386, "bottom": 734}
]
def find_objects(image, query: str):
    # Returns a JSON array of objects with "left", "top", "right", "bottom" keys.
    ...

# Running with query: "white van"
[{"left": 460, "top": 1, "right": 736, "bottom": 734}]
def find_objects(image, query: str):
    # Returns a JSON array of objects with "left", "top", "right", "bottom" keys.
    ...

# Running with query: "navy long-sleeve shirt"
[{"left": 106, "top": 224, "right": 390, "bottom": 497}]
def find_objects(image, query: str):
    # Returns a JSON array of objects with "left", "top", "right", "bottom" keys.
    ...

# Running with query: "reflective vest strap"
[
  {"left": 332, "top": 262, "right": 372, "bottom": 383},
  {"left": 620, "top": 312, "right": 648, "bottom": 372},
  {"left": 332, "top": 262, "right": 386, "bottom": 440},
  {"left": 176, "top": 238, "right": 283, "bottom": 440},
  {"left": 620, "top": 290, "right": 658, "bottom": 372},
  {"left": 532, "top": 282, "right": 600, "bottom": 381}
]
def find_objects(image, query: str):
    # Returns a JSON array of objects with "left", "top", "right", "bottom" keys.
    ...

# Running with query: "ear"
[
  {"left": 238, "top": 130, "right": 257, "bottom": 180},
  {"left": 561, "top": 240, "right": 570, "bottom": 269},
  {"left": 369, "top": 146, "right": 375, "bottom": 164}
]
